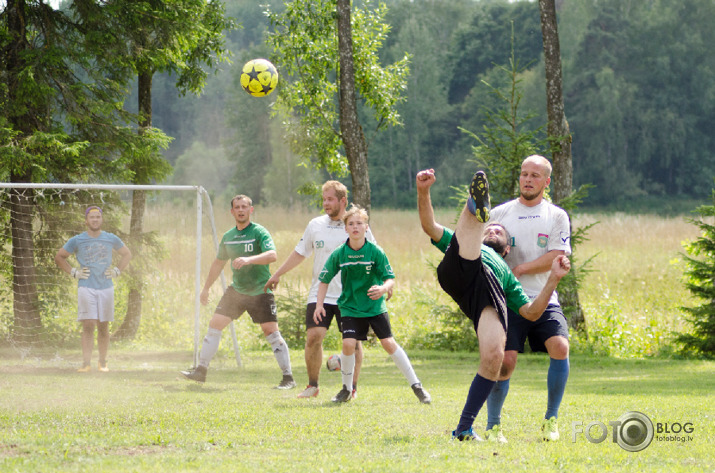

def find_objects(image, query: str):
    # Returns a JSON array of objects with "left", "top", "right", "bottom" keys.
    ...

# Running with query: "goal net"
[{"left": 0, "top": 183, "right": 242, "bottom": 367}]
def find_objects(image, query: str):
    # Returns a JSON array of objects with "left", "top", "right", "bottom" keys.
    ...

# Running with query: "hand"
[
  {"left": 385, "top": 286, "right": 393, "bottom": 302},
  {"left": 200, "top": 288, "right": 210, "bottom": 305},
  {"left": 264, "top": 274, "right": 280, "bottom": 293},
  {"left": 71, "top": 267, "right": 90, "bottom": 280},
  {"left": 104, "top": 267, "right": 121, "bottom": 279},
  {"left": 551, "top": 255, "right": 571, "bottom": 279},
  {"left": 313, "top": 306, "right": 326, "bottom": 325},
  {"left": 416, "top": 169, "right": 436, "bottom": 191},
  {"left": 232, "top": 257, "right": 249, "bottom": 270},
  {"left": 367, "top": 285, "right": 386, "bottom": 300}
]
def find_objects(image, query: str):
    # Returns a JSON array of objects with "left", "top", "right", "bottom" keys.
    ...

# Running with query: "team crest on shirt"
[{"left": 537, "top": 233, "right": 548, "bottom": 248}]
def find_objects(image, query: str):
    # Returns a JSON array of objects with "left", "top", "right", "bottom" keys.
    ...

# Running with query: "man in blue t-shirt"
[{"left": 55, "top": 206, "right": 132, "bottom": 373}]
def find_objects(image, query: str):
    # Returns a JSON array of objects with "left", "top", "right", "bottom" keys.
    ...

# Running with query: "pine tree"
[{"left": 678, "top": 185, "right": 715, "bottom": 357}]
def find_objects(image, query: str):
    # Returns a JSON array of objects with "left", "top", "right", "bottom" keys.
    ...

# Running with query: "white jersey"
[
  {"left": 295, "top": 214, "right": 376, "bottom": 304},
  {"left": 490, "top": 199, "right": 571, "bottom": 305}
]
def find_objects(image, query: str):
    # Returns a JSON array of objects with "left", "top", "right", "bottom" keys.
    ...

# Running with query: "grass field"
[
  {"left": 1, "top": 348, "right": 713, "bottom": 472},
  {"left": 2, "top": 205, "right": 714, "bottom": 471}
]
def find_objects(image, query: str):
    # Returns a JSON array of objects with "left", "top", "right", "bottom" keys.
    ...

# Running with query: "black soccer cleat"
[
  {"left": 180, "top": 365, "right": 207, "bottom": 383},
  {"left": 275, "top": 374, "right": 297, "bottom": 390},
  {"left": 411, "top": 383, "right": 432, "bottom": 404},
  {"left": 467, "top": 171, "right": 491, "bottom": 223},
  {"left": 331, "top": 385, "right": 352, "bottom": 403}
]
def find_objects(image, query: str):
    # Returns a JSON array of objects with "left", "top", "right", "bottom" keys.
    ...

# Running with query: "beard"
[{"left": 483, "top": 238, "right": 508, "bottom": 257}]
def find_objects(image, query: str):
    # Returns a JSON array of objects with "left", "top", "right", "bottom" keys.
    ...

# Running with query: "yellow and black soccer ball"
[{"left": 240, "top": 58, "right": 279, "bottom": 97}]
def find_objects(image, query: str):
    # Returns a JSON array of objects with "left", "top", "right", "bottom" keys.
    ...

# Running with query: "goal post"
[{"left": 0, "top": 182, "right": 242, "bottom": 368}]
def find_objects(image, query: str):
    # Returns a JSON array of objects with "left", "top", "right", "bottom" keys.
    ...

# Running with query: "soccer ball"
[
  {"left": 240, "top": 58, "right": 279, "bottom": 97},
  {"left": 326, "top": 354, "right": 341, "bottom": 372}
]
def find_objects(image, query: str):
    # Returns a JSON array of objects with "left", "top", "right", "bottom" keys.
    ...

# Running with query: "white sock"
[
  {"left": 390, "top": 345, "right": 420, "bottom": 386},
  {"left": 198, "top": 328, "right": 222, "bottom": 367},
  {"left": 266, "top": 331, "right": 292, "bottom": 376},
  {"left": 341, "top": 353, "right": 355, "bottom": 392}
]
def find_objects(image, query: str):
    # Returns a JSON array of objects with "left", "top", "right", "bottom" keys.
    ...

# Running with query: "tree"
[
  {"left": 539, "top": 0, "right": 586, "bottom": 332},
  {"left": 101, "top": 0, "right": 235, "bottom": 340},
  {"left": 267, "top": 0, "right": 409, "bottom": 211},
  {"left": 1, "top": 0, "right": 150, "bottom": 341},
  {"left": 678, "top": 185, "right": 715, "bottom": 357}
]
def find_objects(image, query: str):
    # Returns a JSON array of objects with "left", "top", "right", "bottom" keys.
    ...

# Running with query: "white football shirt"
[{"left": 490, "top": 199, "right": 571, "bottom": 305}]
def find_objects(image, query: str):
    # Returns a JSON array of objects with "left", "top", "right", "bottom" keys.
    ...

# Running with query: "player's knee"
[
  {"left": 546, "top": 336, "right": 569, "bottom": 359},
  {"left": 305, "top": 328, "right": 325, "bottom": 348}
]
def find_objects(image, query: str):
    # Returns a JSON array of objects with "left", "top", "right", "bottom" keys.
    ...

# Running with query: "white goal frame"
[{"left": 0, "top": 182, "right": 242, "bottom": 368}]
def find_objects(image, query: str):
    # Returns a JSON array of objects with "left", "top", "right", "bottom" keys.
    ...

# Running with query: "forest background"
[{"left": 155, "top": 0, "right": 714, "bottom": 212}]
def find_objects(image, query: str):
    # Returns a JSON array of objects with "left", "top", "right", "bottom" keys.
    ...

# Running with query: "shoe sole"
[{"left": 469, "top": 171, "right": 490, "bottom": 223}]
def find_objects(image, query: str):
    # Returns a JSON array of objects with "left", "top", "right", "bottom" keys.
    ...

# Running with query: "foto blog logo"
[{"left": 572, "top": 411, "right": 695, "bottom": 452}]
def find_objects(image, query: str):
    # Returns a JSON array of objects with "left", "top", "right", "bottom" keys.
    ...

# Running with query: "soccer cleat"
[
  {"left": 297, "top": 385, "right": 320, "bottom": 398},
  {"left": 451, "top": 427, "right": 484, "bottom": 442},
  {"left": 485, "top": 424, "right": 508, "bottom": 443},
  {"left": 180, "top": 366, "right": 207, "bottom": 383},
  {"left": 467, "top": 171, "right": 490, "bottom": 223},
  {"left": 331, "top": 385, "right": 352, "bottom": 403},
  {"left": 77, "top": 364, "right": 92, "bottom": 373},
  {"left": 411, "top": 383, "right": 432, "bottom": 404},
  {"left": 98, "top": 362, "right": 109, "bottom": 373},
  {"left": 275, "top": 375, "right": 297, "bottom": 390},
  {"left": 541, "top": 416, "right": 560, "bottom": 441}
]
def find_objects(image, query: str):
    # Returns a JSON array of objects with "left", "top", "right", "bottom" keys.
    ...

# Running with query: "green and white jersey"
[
  {"left": 432, "top": 227, "right": 530, "bottom": 314},
  {"left": 217, "top": 222, "right": 275, "bottom": 296},
  {"left": 319, "top": 239, "right": 395, "bottom": 318},
  {"left": 295, "top": 214, "right": 376, "bottom": 305}
]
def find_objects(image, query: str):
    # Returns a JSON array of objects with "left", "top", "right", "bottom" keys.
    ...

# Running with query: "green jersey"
[
  {"left": 217, "top": 222, "right": 275, "bottom": 296},
  {"left": 432, "top": 228, "right": 530, "bottom": 314},
  {"left": 319, "top": 239, "right": 395, "bottom": 318}
]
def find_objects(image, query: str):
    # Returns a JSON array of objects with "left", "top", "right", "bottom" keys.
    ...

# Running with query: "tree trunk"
[
  {"left": 114, "top": 69, "right": 152, "bottom": 340},
  {"left": 336, "top": 0, "right": 371, "bottom": 213},
  {"left": 539, "top": 0, "right": 586, "bottom": 332},
  {"left": 6, "top": 0, "right": 43, "bottom": 342}
]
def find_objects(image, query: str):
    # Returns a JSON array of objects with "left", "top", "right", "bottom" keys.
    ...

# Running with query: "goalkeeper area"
[{"left": 0, "top": 183, "right": 243, "bottom": 367}]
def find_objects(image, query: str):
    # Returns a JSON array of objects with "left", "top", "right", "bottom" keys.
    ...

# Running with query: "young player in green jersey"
[
  {"left": 181, "top": 195, "right": 295, "bottom": 389},
  {"left": 314, "top": 205, "right": 431, "bottom": 404}
]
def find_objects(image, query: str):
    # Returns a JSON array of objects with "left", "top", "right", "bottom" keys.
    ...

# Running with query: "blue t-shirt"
[{"left": 63, "top": 231, "right": 125, "bottom": 289}]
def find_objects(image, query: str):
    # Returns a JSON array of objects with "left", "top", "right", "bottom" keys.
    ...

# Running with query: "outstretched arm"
[
  {"left": 416, "top": 169, "right": 445, "bottom": 242},
  {"left": 200, "top": 258, "right": 228, "bottom": 305},
  {"left": 518, "top": 255, "right": 571, "bottom": 321},
  {"left": 264, "top": 250, "right": 306, "bottom": 292}
]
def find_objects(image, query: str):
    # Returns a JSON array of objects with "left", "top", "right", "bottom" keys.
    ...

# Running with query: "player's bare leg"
[
  {"left": 78, "top": 319, "right": 96, "bottom": 372},
  {"left": 97, "top": 321, "right": 110, "bottom": 371}
]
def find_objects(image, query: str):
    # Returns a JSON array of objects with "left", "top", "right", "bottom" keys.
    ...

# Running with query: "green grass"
[{"left": 1, "top": 348, "right": 713, "bottom": 472}]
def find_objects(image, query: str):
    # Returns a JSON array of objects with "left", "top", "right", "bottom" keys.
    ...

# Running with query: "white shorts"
[{"left": 77, "top": 286, "right": 115, "bottom": 323}]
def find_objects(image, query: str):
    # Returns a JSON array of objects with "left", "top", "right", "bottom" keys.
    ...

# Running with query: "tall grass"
[
  {"left": 3, "top": 203, "right": 701, "bottom": 359},
  {"left": 140, "top": 204, "right": 702, "bottom": 358}
]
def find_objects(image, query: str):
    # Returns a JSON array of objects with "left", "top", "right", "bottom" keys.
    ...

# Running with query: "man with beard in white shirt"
[{"left": 265, "top": 181, "right": 376, "bottom": 399}]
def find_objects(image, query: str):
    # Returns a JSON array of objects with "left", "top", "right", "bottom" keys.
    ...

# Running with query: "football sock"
[
  {"left": 486, "top": 379, "right": 510, "bottom": 430},
  {"left": 341, "top": 353, "right": 355, "bottom": 392},
  {"left": 456, "top": 374, "right": 495, "bottom": 434},
  {"left": 390, "top": 345, "right": 420, "bottom": 386},
  {"left": 545, "top": 358, "right": 569, "bottom": 419},
  {"left": 198, "top": 327, "right": 222, "bottom": 367},
  {"left": 266, "top": 331, "right": 292, "bottom": 376}
]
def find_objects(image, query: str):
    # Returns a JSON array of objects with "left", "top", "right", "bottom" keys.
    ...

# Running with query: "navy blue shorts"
[
  {"left": 341, "top": 313, "right": 393, "bottom": 340},
  {"left": 436, "top": 233, "right": 507, "bottom": 333},
  {"left": 306, "top": 302, "right": 344, "bottom": 330},
  {"left": 505, "top": 304, "right": 569, "bottom": 353}
]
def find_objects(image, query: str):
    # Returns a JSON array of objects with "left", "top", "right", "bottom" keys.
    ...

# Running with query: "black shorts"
[
  {"left": 306, "top": 302, "right": 344, "bottom": 330},
  {"left": 436, "top": 233, "right": 507, "bottom": 333},
  {"left": 505, "top": 304, "right": 569, "bottom": 353},
  {"left": 341, "top": 313, "right": 393, "bottom": 340},
  {"left": 215, "top": 287, "right": 277, "bottom": 324}
]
